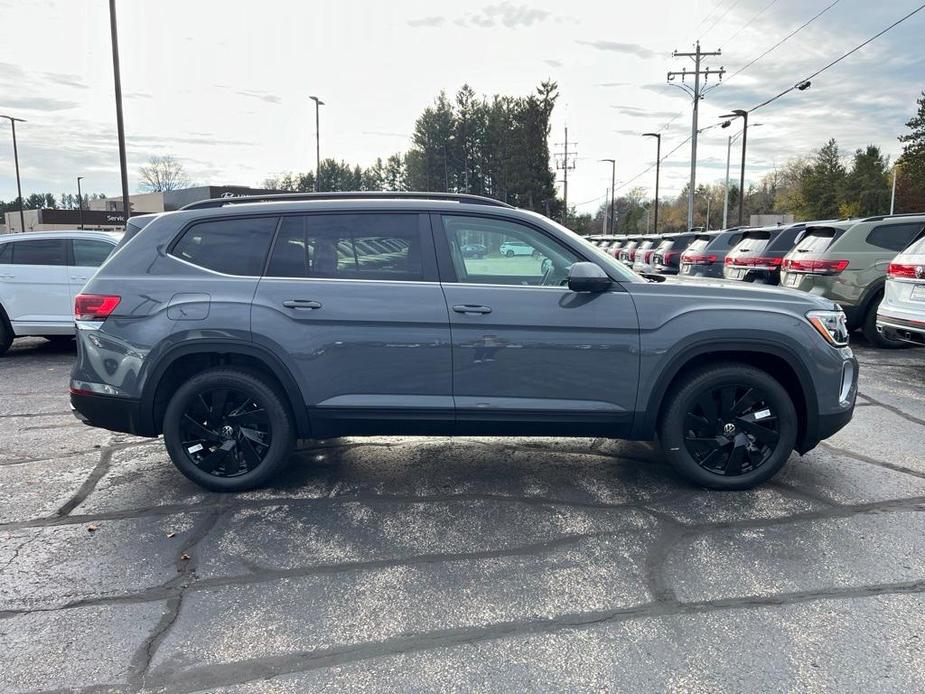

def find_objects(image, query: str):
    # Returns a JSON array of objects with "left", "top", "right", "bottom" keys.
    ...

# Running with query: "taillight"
[
  {"left": 75, "top": 294, "right": 121, "bottom": 321},
  {"left": 887, "top": 262, "right": 917, "bottom": 279},
  {"left": 726, "top": 256, "right": 782, "bottom": 267},
  {"left": 683, "top": 253, "right": 717, "bottom": 265},
  {"left": 643, "top": 250, "right": 654, "bottom": 263},
  {"left": 783, "top": 258, "right": 849, "bottom": 275},
  {"left": 628, "top": 249, "right": 637, "bottom": 261}
]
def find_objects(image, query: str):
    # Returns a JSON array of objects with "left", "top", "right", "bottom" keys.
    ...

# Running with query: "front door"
[
  {"left": 251, "top": 212, "right": 453, "bottom": 437},
  {"left": 434, "top": 213, "right": 639, "bottom": 436}
]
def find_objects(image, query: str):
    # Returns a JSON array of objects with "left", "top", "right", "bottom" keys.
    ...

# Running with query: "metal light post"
[
  {"left": 109, "top": 0, "right": 130, "bottom": 225},
  {"left": 309, "top": 95, "right": 324, "bottom": 192},
  {"left": 643, "top": 133, "right": 661, "bottom": 233},
  {"left": 890, "top": 163, "right": 899, "bottom": 214},
  {"left": 77, "top": 176, "right": 84, "bottom": 229},
  {"left": 599, "top": 159, "right": 616, "bottom": 234},
  {"left": 720, "top": 121, "right": 761, "bottom": 228},
  {"left": 0, "top": 114, "right": 26, "bottom": 233},
  {"left": 721, "top": 109, "right": 749, "bottom": 226}
]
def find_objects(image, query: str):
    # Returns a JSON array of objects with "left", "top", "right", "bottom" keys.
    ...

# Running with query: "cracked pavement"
[{"left": 1, "top": 336, "right": 924, "bottom": 692}]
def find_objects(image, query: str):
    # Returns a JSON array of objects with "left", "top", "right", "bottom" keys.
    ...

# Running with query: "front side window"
[
  {"left": 441, "top": 215, "right": 580, "bottom": 287},
  {"left": 11, "top": 238, "right": 67, "bottom": 266},
  {"left": 171, "top": 217, "right": 278, "bottom": 276},
  {"left": 72, "top": 239, "right": 115, "bottom": 267},
  {"left": 866, "top": 223, "right": 925, "bottom": 252},
  {"left": 266, "top": 213, "right": 423, "bottom": 281}
]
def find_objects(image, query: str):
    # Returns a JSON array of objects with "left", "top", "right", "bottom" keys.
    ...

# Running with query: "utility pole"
[
  {"left": 668, "top": 41, "right": 724, "bottom": 230},
  {"left": 0, "top": 114, "right": 26, "bottom": 233},
  {"left": 554, "top": 125, "right": 577, "bottom": 224},
  {"left": 109, "top": 0, "right": 130, "bottom": 226},
  {"left": 890, "top": 163, "right": 899, "bottom": 214},
  {"left": 309, "top": 95, "right": 324, "bottom": 191},
  {"left": 77, "top": 176, "right": 84, "bottom": 229},
  {"left": 600, "top": 159, "right": 616, "bottom": 234}
]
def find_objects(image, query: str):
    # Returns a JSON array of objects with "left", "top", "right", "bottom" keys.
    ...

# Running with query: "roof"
[
  {"left": 179, "top": 191, "right": 514, "bottom": 211},
  {"left": 0, "top": 230, "right": 122, "bottom": 243}
]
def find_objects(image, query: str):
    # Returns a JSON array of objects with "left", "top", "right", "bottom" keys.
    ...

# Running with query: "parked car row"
[{"left": 585, "top": 212, "right": 925, "bottom": 349}]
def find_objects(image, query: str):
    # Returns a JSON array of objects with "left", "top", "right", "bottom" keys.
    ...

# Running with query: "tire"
[
  {"left": 162, "top": 367, "right": 295, "bottom": 492},
  {"left": 862, "top": 292, "right": 907, "bottom": 349},
  {"left": 44, "top": 335, "right": 74, "bottom": 347},
  {"left": 658, "top": 363, "right": 798, "bottom": 490},
  {"left": 0, "top": 313, "right": 11, "bottom": 357},
  {"left": 505, "top": 250, "right": 514, "bottom": 257}
]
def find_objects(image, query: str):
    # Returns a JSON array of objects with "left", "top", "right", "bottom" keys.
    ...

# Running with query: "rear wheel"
[
  {"left": 658, "top": 364, "right": 798, "bottom": 490},
  {"left": 862, "top": 293, "right": 907, "bottom": 349},
  {"left": 162, "top": 368, "right": 295, "bottom": 491},
  {"left": 505, "top": 250, "right": 514, "bottom": 257}
]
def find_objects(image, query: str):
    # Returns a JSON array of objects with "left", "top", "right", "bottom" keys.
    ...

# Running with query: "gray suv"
[{"left": 70, "top": 192, "right": 858, "bottom": 492}]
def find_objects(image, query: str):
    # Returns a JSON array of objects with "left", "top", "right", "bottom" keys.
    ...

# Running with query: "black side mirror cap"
[{"left": 567, "top": 262, "right": 612, "bottom": 292}]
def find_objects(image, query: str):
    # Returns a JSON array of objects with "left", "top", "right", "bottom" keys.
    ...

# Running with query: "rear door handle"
[
  {"left": 452, "top": 304, "right": 492, "bottom": 315},
  {"left": 70, "top": 276, "right": 89, "bottom": 282},
  {"left": 282, "top": 299, "right": 322, "bottom": 309}
]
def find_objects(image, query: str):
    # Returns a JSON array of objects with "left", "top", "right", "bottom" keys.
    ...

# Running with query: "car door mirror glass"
[{"left": 567, "top": 262, "right": 611, "bottom": 292}]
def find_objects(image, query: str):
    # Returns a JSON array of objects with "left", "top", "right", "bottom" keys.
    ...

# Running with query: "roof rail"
[
  {"left": 858, "top": 211, "right": 925, "bottom": 222},
  {"left": 179, "top": 191, "right": 515, "bottom": 211}
]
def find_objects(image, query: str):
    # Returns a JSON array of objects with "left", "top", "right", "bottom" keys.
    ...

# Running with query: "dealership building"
[{"left": 2, "top": 185, "right": 284, "bottom": 233}]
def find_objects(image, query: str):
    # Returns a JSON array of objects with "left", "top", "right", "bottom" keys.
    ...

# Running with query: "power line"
[
  {"left": 699, "top": 0, "right": 745, "bottom": 42},
  {"left": 750, "top": 2, "right": 925, "bottom": 113},
  {"left": 723, "top": 0, "right": 842, "bottom": 85},
  {"left": 719, "top": 0, "right": 779, "bottom": 49}
]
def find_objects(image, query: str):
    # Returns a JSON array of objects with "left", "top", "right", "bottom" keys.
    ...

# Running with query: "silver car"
[{"left": 877, "top": 234, "right": 925, "bottom": 346}]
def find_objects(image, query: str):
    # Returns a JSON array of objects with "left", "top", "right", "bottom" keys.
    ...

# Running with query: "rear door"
[
  {"left": 1, "top": 237, "right": 70, "bottom": 332},
  {"left": 434, "top": 213, "right": 639, "bottom": 436},
  {"left": 252, "top": 212, "right": 452, "bottom": 436}
]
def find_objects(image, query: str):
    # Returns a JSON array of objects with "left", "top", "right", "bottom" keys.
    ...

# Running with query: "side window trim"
[
  {"left": 263, "top": 211, "right": 439, "bottom": 283},
  {"left": 168, "top": 214, "right": 281, "bottom": 277}
]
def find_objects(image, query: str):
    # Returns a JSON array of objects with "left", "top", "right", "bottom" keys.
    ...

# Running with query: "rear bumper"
[
  {"left": 70, "top": 391, "right": 151, "bottom": 436},
  {"left": 877, "top": 314, "right": 925, "bottom": 346}
]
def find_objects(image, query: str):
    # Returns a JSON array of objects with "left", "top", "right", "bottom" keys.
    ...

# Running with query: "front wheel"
[
  {"left": 162, "top": 368, "right": 295, "bottom": 491},
  {"left": 504, "top": 250, "right": 514, "bottom": 257},
  {"left": 658, "top": 364, "right": 798, "bottom": 490}
]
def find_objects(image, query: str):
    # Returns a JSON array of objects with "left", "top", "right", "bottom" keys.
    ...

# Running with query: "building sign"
[{"left": 40, "top": 209, "right": 131, "bottom": 225}]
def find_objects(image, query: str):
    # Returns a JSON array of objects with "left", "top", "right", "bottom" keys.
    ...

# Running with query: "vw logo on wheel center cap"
[
  {"left": 723, "top": 422, "right": 736, "bottom": 435},
  {"left": 220, "top": 425, "right": 235, "bottom": 439}
]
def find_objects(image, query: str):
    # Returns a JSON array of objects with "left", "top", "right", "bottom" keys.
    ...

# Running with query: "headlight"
[{"left": 806, "top": 309, "right": 849, "bottom": 347}]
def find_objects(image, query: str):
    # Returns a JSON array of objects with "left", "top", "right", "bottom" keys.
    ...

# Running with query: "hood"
[{"left": 631, "top": 275, "right": 838, "bottom": 311}]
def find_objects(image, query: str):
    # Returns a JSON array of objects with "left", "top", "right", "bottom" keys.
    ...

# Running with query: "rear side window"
[
  {"left": 865, "top": 223, "right": 925, "bottom": 252},
  {"left": 171, "top": 217, "right": 278, "bottom": 276},
  {"left": 0, "top": 243, "right": 10, "bottom": 264},
  {"left": 11, "top": 238, "right": 67, "bottom": 265},
  {"left": 72, "top": 239, "right": 115, "bottom": 267},
  {"left": 266, "top": 213, "right": 424, "bottom": 281}
]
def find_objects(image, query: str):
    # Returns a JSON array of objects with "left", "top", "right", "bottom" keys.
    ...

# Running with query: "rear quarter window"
[
  {"left": 865, "top": 222, "right": 925, "bottom": 252},
  {"left": 171, "top": 217, "right": 278, "bottom": 276}
]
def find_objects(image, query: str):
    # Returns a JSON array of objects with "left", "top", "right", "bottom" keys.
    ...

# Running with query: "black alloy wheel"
[
  {"left": 178, "top": 388, "right": 272, "bottom": 477},
  {"left": 682, "top": 384, "right": 779, "bottom": 476}
]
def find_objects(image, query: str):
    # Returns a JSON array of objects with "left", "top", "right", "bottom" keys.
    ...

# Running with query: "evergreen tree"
[
  {"left": 896, "top": 90, "right": 925, "bottom": 212},
  {"left": 799, "top": 139, "right": 846, "bottom": 219},
  {"left": 840, "top": 145, "right": 890, "bottom": 218}
]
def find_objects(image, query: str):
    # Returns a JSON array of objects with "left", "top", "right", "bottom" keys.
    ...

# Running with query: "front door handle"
[
  {"left": 282, "top": 299, "right": 322, "bottom": 310},
  {"left": 70, "top": 276, "right": 89, "bottom": 282},
  {"left": 452, "top": 304, "right": 492, "bottom": 315}
]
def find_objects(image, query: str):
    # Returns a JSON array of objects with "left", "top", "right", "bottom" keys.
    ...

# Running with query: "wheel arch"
[
  {"left": 138, "top": 340, "right": 310, "bottom": 438},
  {"left": 637, "top": 339, "right": 818, "bottom": 454}
]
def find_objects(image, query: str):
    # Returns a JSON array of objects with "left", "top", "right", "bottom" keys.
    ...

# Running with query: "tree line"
[
  {"left": 265, "top": 81, "right": 562, "bottom": 218},
  {"left": 0, "top": 192, "right": 107, "bottom": 214}
]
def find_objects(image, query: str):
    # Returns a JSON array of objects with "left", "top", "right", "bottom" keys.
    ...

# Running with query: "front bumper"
[{"left": 70, "top": 390, "right": 149, "bottom": 436}]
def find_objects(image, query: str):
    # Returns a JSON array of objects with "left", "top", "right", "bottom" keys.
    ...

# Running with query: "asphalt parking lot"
[{"left": 1, "top": 336, "right": 924, "bottom": 693}]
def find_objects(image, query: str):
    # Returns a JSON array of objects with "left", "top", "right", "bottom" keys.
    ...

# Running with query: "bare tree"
[{"left": 138, "top": 155, "right": 192, "bottom": 192}]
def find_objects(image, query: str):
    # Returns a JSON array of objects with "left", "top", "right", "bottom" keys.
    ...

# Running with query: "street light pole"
[
  {"left": 721, "top": 109, "right": 749, "bottom": 226},
  {"left": 77, "top": 176, "right": 84, "bottom": 229},
  {"left": 309, "top": 95, "right": 324, "bottom": 192},
  {"left": 890, "top": 163, "right": 899, "bottom": 214},
  {"left": 599, "top": 159, "right": 616, "bottom": 234},
  {"left": 109, "top": 0, "right": 130, "bottom": 225},
  {"left": 643, "top": 133, "right": 661, "bottom": 234},
  {"left": 723, "top": 134, "right": 732, "bottom": 229},
  {"left": 1, "top": 114, "right": 26, "bottom": 233}
]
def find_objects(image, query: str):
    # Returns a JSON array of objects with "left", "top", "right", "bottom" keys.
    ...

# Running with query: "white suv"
[
  {"left": 877, "top": 234, "right": 925, "bottom": 346},
  {"left": 0, "top": 230, "right": 121, "bottom": 355}
]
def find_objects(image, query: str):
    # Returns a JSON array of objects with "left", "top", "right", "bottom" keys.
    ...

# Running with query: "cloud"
[
  {"left": 0, "top": 95, "right": 78, "bottom": 111},
  {"left": 576, "top": 40, "right": 656, "bottom": 59},
  {"left": 457, "top": 3, "right": 552, "bottom": 29},
  {"left": 234, "top": 89, "right": 281, "bottom": 104},
  {"left": 597, "top": 81, "right": 629, "bottom": 88},
  {"left": 544, "top": 59, "right": 563, "bottom": 68},
  {"left": 611, "top": 105, "right": 680, "bottom": 119},
  {"left": 407, "top": 16, "right": 444, "bottom": 28},
  {"left": 44, "top": 72, "right": 88, "bottom": 90}
]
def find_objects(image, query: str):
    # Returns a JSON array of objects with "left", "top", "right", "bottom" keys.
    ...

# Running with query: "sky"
[{"left": 1, "top": 0, "right": 924, "bottom": 214}]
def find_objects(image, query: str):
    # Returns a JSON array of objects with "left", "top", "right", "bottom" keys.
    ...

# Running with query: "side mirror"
[{"left": 567, "top": 262, "right": 612, "bottom": 293}]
